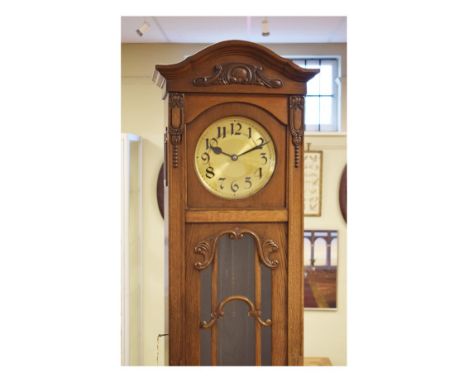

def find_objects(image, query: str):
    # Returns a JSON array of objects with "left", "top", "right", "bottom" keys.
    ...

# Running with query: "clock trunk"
[{"left": 156, "top": 40, "right": 319, "bottom": 366}]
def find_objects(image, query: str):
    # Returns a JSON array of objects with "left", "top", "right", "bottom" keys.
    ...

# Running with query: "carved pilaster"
[
  {"left": 168, "top": 93, "right": 185, "bottom": 168},
  {"left": 289, "top": 96, "right": 305, "bottom": 168},
  {"left": 193, "top": 63, "right": 283, "bottom": 88}
]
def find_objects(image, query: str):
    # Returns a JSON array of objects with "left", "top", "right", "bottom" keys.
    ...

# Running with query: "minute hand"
[{"left": 237, "top": 141, "right": 270, "bottom": 157}]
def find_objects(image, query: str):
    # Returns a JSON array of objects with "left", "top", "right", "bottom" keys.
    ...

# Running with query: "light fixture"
[
  {"left": 136, "top": 21, "right": 150, "bottom": 37},
  {"left": 261, "top": 17, "right": 270, "bottom": 37}
]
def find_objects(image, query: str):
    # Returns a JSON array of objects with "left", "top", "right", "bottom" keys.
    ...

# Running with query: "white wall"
[
  {"left": 121, "top": 42, "right": 347, "bottom": 365},
  {"left": 304, "top": 133, "right": 347, "bottom": 365}
]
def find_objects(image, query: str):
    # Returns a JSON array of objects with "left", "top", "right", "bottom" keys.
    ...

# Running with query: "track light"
[
  {"left": 261, "top": 18, "right": 270, "bottom": 37},
  {"left": 136, "top": 21, "right": 150, "bottom": 37}
]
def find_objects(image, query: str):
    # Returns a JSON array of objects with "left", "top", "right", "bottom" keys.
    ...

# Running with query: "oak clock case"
[{"left": 156, "top": 40, "right": 318, "bottom": 366}]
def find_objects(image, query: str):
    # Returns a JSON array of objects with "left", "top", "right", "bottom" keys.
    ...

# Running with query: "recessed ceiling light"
[
  {"left": 136, "top": 21, "right": 150, "bottom": 37},
  {"left": 262, "top": 18, "right": 270, "bottom": 37}
]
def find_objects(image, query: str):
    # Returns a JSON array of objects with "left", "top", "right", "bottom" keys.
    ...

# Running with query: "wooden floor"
[{"left": 304, "top": 357, "right": 332, "bottom": 366}]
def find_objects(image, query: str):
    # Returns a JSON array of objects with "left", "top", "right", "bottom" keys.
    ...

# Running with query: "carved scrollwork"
[
  {"left": 193, "top": 240, "right": 213, "bottom": 270},
  {"left": 193, "top": 63, "right": 283, "bottom": 88},
  {"left": 200, "top": 295, "right": 272, "bottom": 329},
  {"left": 289, "top": 96, "right": 305, "bottom": 168},
  {"left": 169, "top": 93, "right": 184, "bottom": 108},
  {"left": 262, "top": 239, "right": 280, "bottom": 268},
  {"left": 193, "top": 227, "right": 280, "bottom": 270},
  {"left": 168, "top": 93, "right": 185, "bottom": 168}
]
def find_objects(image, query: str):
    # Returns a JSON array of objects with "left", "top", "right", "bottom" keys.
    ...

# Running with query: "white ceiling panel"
[
  {"left": 121, "top": 16, "right": 169, "bottom": 43},
  {"left": 121, "top": 16, "right": 346, "bottom": 44}
]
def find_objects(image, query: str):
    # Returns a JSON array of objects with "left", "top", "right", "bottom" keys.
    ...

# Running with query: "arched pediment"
[{"left": 156, "top": 40, "right": 318, "bottom": 95}]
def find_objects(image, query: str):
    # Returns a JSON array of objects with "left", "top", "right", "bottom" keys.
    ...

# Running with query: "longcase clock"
[{"left": 156, "top": 40, "right": 318, "bottom": 366}]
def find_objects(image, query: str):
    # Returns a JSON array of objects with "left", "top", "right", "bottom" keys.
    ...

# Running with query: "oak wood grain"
[
  {"left": 185, "top": 101, "right": 287, "bottom": 209},
  {"left": 186, "top": 209, "right": 288, "bottom": 223},
  {"left": 159, "top": 40, "right": 316, "bottom": 366},
  {"left": 287, "top": 95, "right": 305, "bottom": 366}
]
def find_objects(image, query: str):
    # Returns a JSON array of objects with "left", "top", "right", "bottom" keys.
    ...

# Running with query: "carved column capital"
[
  {"left": 168, "top": 93, "right": 185, "bottom": 168},
  {"left": 289, "top": 96, "right": 305, "bottom": 168}
]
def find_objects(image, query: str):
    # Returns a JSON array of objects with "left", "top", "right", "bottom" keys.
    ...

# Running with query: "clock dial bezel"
[{"left": 194, "top": 115, "right": 277, "bottom": 200}]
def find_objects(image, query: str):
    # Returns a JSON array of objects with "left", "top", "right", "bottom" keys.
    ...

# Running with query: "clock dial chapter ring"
[{"left": 194, "top": 116, "right": 276, "bottom": 200}]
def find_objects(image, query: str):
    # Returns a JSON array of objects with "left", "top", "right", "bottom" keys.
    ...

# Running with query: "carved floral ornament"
[
  {"left": 193, "top": 227, "right": 280, "bottom": 270},
  {"left": 193, "top": 63, "right": 283, "bottom": 88},
  {"left": 200, "top": 295, "right": 272, "bottom": 329}
]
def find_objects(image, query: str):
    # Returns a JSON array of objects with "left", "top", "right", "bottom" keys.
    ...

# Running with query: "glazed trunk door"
[{"left": 185, "top": 223, "right": 287, "bottom": 366}]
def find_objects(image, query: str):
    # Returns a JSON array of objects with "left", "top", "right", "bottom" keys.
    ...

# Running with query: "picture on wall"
[
  {"left": 304, "top": 230, "right": 338, "bottom": 309},
  {"left": 304, "top": 151, "right": 322, "bottom": 216}
]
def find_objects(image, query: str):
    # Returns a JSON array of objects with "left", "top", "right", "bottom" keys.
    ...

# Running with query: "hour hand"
[{"left": 210, "top": 145, "right": 234, "bottom": 159}]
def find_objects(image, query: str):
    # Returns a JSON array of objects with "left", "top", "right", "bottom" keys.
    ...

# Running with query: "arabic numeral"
[
  {"left": 230, "top": 122, "right": 242, "bottom": 135},
  {"left": 218, "top": 177, "right": 226, "bottom": 190},
  {"left": 205, "top": 166, "right": 215, "bottom": 179},
  {"left": 244, "top": 176, "right": 252, "bottom": 189},
  {"left": 231, "top": 181, "right": 239, "bottom": 192},
  {"left": 201, "top": 152, "right": 210, "bottom": 164},
  {"left": 255, "top": 167, "right": 263, "bottom": 179},
  {"left": 206, "top": 137, "right": 218, "bottom": 150},
  {"left": 217, "top": 126, "right": 226, "bottom": 139}
]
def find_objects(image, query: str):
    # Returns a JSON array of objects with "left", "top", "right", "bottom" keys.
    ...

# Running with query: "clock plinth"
[{"left": 156, "top": 40, "right": 318, "bottom": 366}]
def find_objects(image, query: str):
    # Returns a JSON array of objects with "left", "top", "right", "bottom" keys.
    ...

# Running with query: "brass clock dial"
[{"left": 194, "top": 116, "right": 276, "bottom": 199}]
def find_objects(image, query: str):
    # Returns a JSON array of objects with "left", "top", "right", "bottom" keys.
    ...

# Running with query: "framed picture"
[
  {"left": 304, "top": 150, "right": 323, "bottom": 216},
  {"left": 304, "top": 230, "right": 338, "bottom": 310}
]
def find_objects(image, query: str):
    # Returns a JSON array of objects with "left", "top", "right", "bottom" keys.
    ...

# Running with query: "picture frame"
[
  {"left": 304, "top": 150, "right": 323, "bottom": 216},
  {"left": 304, "top": 230, "right": 338, "bottom": 310}
]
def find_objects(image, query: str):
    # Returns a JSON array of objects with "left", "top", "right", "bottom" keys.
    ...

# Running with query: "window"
[{"left": 293, "top": 58, "right": 340, "bottom": 132}]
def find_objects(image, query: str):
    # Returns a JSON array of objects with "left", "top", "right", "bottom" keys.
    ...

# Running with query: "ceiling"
[{"left": 121, "top": 16, "right": 346, "bottom": 44}]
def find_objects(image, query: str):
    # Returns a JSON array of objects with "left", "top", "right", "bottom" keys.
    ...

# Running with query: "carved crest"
[{"left": 193, "top": 63, "right": 283, "bottom": 88}]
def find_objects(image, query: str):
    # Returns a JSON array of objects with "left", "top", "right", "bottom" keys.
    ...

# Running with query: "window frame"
[{"left": 284, "top": 55, "right": 343, "bottom": 134}]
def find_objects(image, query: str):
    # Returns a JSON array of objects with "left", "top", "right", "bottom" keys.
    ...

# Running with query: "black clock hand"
[
  {"left": 210, "top": 145, "right": 236, "bottom": 160},
  {"left": 237, "top": 141, "right": 270, "bottom": 157}
]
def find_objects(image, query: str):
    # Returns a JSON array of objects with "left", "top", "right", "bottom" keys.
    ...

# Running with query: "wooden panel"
[
  {"left": 185, "top": 94, "right": 288, "bottom": 125},
  {"left": 167, "top": 97, "right": 187, "bottom": 365},
  {"left": 184, "top": 225, "right": 200, "bottom": 365},
  {"left": 186, "top": 102, "right": 287, "bottom": 209},
  {"left": 255, "top": 249, "right": 261, "bottom": 366},
  {"left": 287, "top": 97, "right": 304, "bottom": 365},
  {"left": 184, "top": 223, "right": 287, "bottom": 365},
  {"left": 186, "top": 209, "right": 287, "bottom": 223},
  {"left": 269, "top": 224, "right": 288, "bottom": 365},
  {"left": 211, "top": 239, "right": 218, "bottom": 365}
]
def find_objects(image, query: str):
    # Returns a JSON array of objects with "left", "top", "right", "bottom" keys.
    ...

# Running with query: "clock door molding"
[
  {"left": 186, "top": 101, "right": 286, "bottom": 209},
  {"left": 156, "top": 40, "right": 319, "bottom": 366}
]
